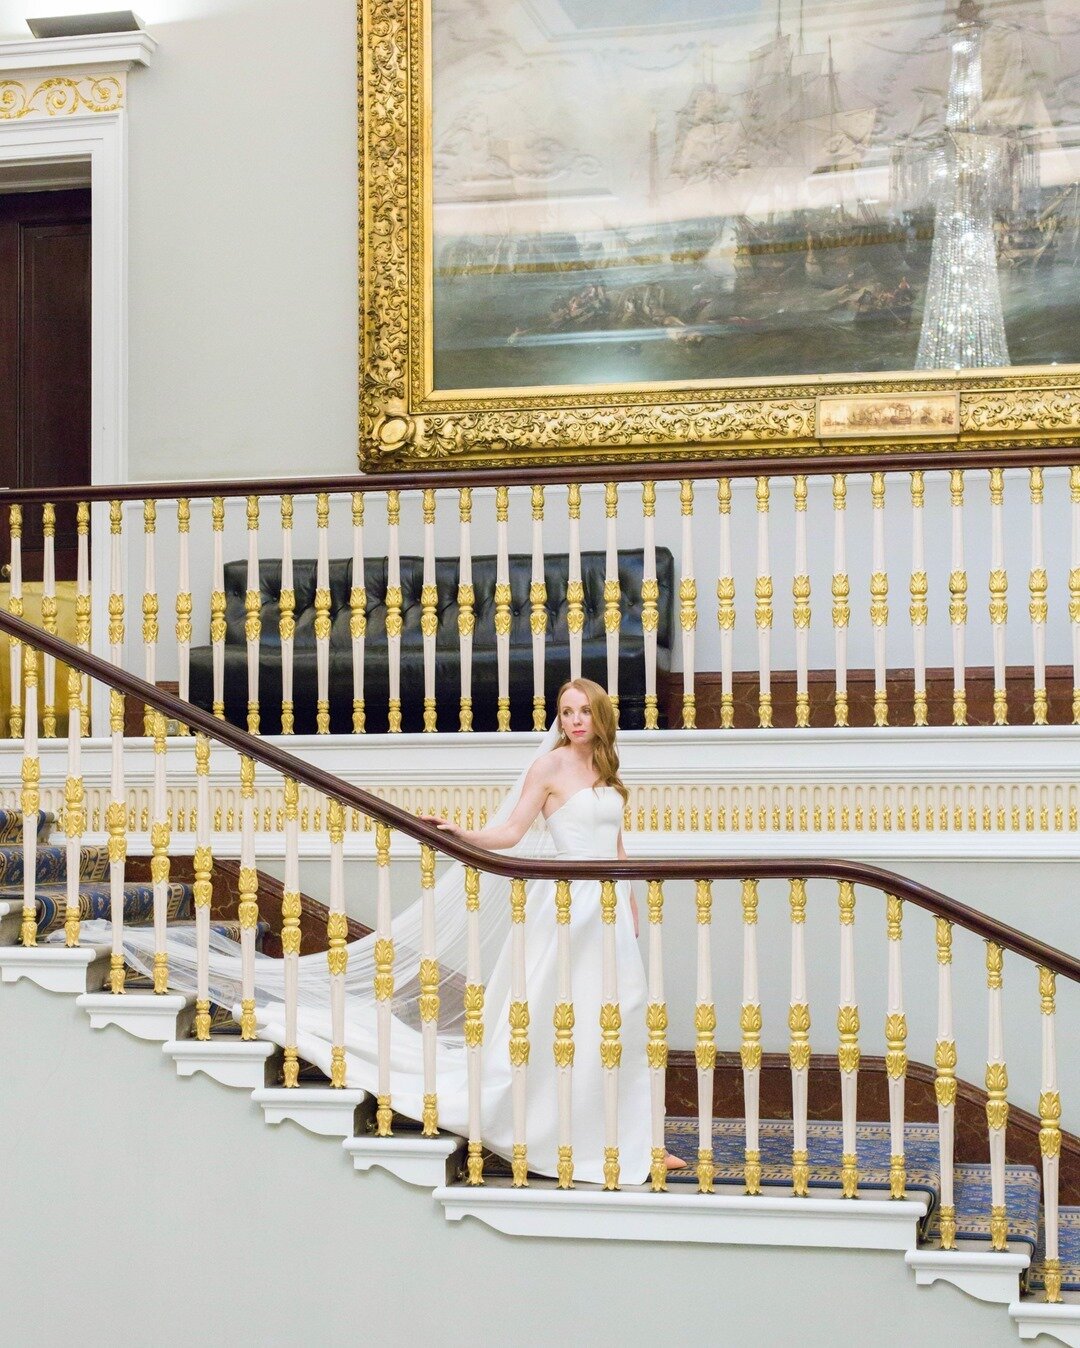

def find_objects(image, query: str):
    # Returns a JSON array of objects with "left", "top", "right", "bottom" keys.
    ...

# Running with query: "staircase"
[{"left": 1, "top": 795, "right": 1076, "bottom": 1345}]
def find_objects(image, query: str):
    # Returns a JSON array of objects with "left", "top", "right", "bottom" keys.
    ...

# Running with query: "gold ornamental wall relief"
[{"left": 357, "top": 0, "right": 1080, "bottom": 471}]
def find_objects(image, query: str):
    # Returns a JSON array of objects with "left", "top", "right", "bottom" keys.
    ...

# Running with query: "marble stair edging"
[
  {"left": 906, "top": 1245, "right": 1031, "bottom": 1304},
  {"left": 1009, "top": 1300, "right": 1080, "bottom": 1345},
  {"left": 344, "top": 1134, "right": 465, "bottom": 1188},
  {"left": 163, "top": 1039, "right": 282, "bottom": 1089},
  {"left": 0, "top": 944, "right": 110, "bottom": 994},
  {"left": 77, "top": 992, "right": 195, "bottom": 1042},
  {"left": 252, "top": 1086, "right": 369, "bottom": 1138}
]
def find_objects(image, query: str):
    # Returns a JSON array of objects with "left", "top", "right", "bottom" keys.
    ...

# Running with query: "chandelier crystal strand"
[
  {"left": 567, "top": 485, "right": 584, "bottom": 682},
  {"left": 314, "top": 493, "right": 333, "bottom": 733},
  {"left": 985, "top": 940, "right": 1009, "bottom": 1250},
  {"left": 7, "top": 504, "right": 23, "bottom": 738},
  {"left": 419, "top": 846, "right": 440, "bottom": 1136},
  {"left": 1070, "top": 468, "right": 1080, "bottom": 725},
  {"left": 832, "top": 476, "right": 850, "bottom": 727},
  {"left": 106, "top": 688, "right": 128, "bottom": 993},
  {"left": 457, "top": 488, "right": 475, "bottom": 732},
  {"left": 792, "top": 477, "right": 811, "bottom": 728},
  {"left": 75, "top": 502, "right": 90, "bottom": 735},
  {"left": 41, "top": 504, "right": 57, "bottom": 737},
  {"left": 599, "top": 879, "right": 622, "bottom": 1190},
  {"left": 935, "top": 917, "right": 959, "bottom": 1248},
  {"left": 150, "top": 712, "right": 171, "bottom": 994},
  {"left": 740, "top": 879, "right": 763, "bottom": 1194},
  {"left": 695, "top": 879, "right": 717, "bottom": 1192},
  {"left": 529, "top": 487, "right": 548, "bottom": 731},
  {"left": 909, "top": 473, "right": 929, "bottom": 726},
  {"left": 717, "top": 479, "right": 735, "bottom": 729},
  {"left": 494, "top": 487, "right": 512, "bottom": 732},
  {"left": 142, "top": 500, "right": 158, "bottom": 737},
  {"left": 279, "top": 495, "right": 296, "bottom": 734},
  {"left": 1038, "top": 967, "right": 1063, "bottom": 1302},
  {"left": 244, "top": 495, "right": 261, "bottom": 734},
  {"left": 885, "top": 896, "right": 908, "bottom": 1197},
  {"left": 836, "top": 881, "right": 860, "bottom": 1198},
  {"left": 915, "top": 3, "right": 1010, "bottom": 371},
  {"left": 63, "top": 665, "right": 84, "bottom": 947},
  {"left": 949, "top": 471, "right": 968, "bottom": 725},
  {"left": 870, "top": 474, "right": 889, "bottom": 726},
  {"left": 174, "top": 500, "right": 192, "bottom": 733},
  {"left": 1028, "top": 470, "right": 1048, "bottom": 726},
  {"left": 641, "top": 483, "right": 659, "bottom": 729},
  {"left": 988, "top": 470, "right": 1008, "bottom": 725},
  {"left": 191, "top": 735, "right": 212, "bottom": 1035},
  {"left": 209, "top": 497, "right": 225, "bottom": 719},
  {"left": 508, "top": 876, "right": 529, "bottom": 1182},
  {"left": 755, "top": 478, "right": 773, "bottom": 728},
  {"left": 645, "top": 880, "right": 668, "bottom": 1191},
  {"left": 603, "top": 484, "right": 621, "bottom": 721},
  {"left": 679, "top": 481, "right": 698, "bottom": 729},
  {"left": 788, "top": 879, "right": 811, "bottom": 1196},
  {"left": 18, "top": 644, "right": 38, "bottom": 946},
  {"left": 350, "top": 492, "right": 367, "bottom": 733},
  {"left": 422, "top": 489, "right": 439, "bottom": 732}
]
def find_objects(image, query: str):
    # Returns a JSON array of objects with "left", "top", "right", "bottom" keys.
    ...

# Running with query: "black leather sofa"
[{"left": 188, "top": 548, "right": 674, "bottom": 733}]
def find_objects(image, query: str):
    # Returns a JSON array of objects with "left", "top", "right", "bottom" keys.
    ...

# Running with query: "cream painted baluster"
[
  {"left": 74, "top": 503, "right": 91, "bottom": 728},
  {"left": 1071, "top": 468, "right": 1080, "bottom": 726},
  {"left": 870, "top": 474, "right": 889, "bottom": 727},
  {"left": 837, "top": 880, "right": 859, "bottom": 1198},
  {"left": 529, "top": 487, "right": 548, "bottom": 731},
  {"left": 237, "top": 755, "right": 259, "bottom": 1034},
  {"left": 792, "top": 478, "right": 811, "bottom": 727},
  {"left": 566, "top": 484, "right": 584, "bottom": 682},
  {"left": 191, "top": 735, "right": 213, "bottom": 1037},
  {"left": 717, "top": 479, "right": 735, "bottom": 729},
  {"left": 422, "top": 489, "right": 439, "bottom": 732},
  {"left": 106, "top": 691, "right": 127, "bottom": 993},
  {"left": 755, "top": 478, "right": 773, "bottom": 728},
  {"left": 464, "top": 865, "right": 485, "bottom": 1182},
  {"left": 494, "top": 487, "right": 512, "bottom": 731},
  {"left": 420, "top": 846, "right": 441, "bottom": 1136},
  {"left": 209, "top": 498, "right": 226, "bottom": 719},
  {"left": 314, "top": 493, "right": 333, "bottom": 734},
  {"left": 553, "top": 877, "right": 575, "bottom": 1188},
  {"left": 1038, "top": 967, "right": 1063, "bottom": 1302},
  {"left": 985, "top": 940, "right": 1009, "bottom": 1250},
  {"left": 175, "top": 500, "right": 192, "bottom": 731},
  {"left": 280, "top": 779, "right": 301, "bottom": 1082},
  {"left": 603, "top": 484, "right": 620, "bottom": 720},
  {"left": 373, "top": 820, "right": 394, "bottom": 1123},
  {"left": 41, "top": 505, "right": 57, "bottom": 737},
  {"left": 150, "top": 712, "right": 170, "bottom": 993},
  {"left": 279, "top": 495, "right": 296, "bottom": 734},
  {"left": 885, "top": 896, "right": 908, "bottom": 1197},
  {"left": 62, "top": 667, "right": 84, "bottom": 945},
  {"left": 350, "top": 492, "right": 367, "bottom": 734},
  {"left": 599, "top": 879, "right": 622, "bottom": 1190},
  {"left": 7, "top": 505, "right": 23, "bottom": 737},
  {"left": 741, "top": 879, "right": 762, "bottom": 1194},
  {"left": 832, "top": 475, "right": 850, "bottom": 726},
  {"left": 949, "top": 471, "right": 968, "bottom": 725},
  {"left": 935, "top": 917, "right": 958, "bottom": 1249},
  {"left": 988, "top": 469, "right": 1008, "bottom": 726},
  {"left": 909, "top": 473, "right": 929, "bottom": 727},
  {"left": 788, "top": 879, "right": 811, "bottom": 1196},
  {"left": 641, "top": 483, "right": 659, "bottom": 729},
  {"left": 645, "top": 880, "right": 668, "bottom": 1191},
  {"left": 528, "top": 490, "right": 547, "bottom": 733},
  {"left": 508, "top": 877, "right": 530, "bottom": 1183},
  {"left": 142, "top": 501, "right": 158, "bottom": 737},
  {"left": 695, "top": 879, "right": 716, "bottom": 1192},
  {"left": 18, "top": 645, "right": 38, "bottom": 945},
  {"left": 458, "top": 488, "right": 475, "bottom": 732},
  {"left": 1029, "top": 470, "right": 1049, "bottom": 726},
  {"left": 328, "top": 802, "right": 349, "bottom": 1088},
  {"left": 679, "top": 481, "right": 697, "bottom": 729}
]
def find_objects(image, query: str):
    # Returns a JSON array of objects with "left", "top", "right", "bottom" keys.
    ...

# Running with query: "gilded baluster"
[
  {"left": 645, "top": 880, "right": 668, "bottom": 1191},
  {"left": 909, "top": 473, "right": 929, "bottom": 727},
  {"left": 836, "top": 880, "right": 859, "bottom": 1197},
  {"left": 529, "top": 486, "right": 548, "bottom": 731},
  {"left": 327, "top": 800, "right": 350, "bottom": 1089},
  {"left": 603, "top": 483, "right": 621, "bottom": 720},
  {"left": 553, "top": 877, "right": 575, "bottom": 1188},
  {"left": 106, "top": 689, "right": 128, "bottom": 992},
  {"left": 870, "top": 473, "right": 889, "bottom": 727},
  {"left": 1038, "top": 967, "right": 1062, "bottom": 1301},
  {"left": 792, "top": 478, "right": 811, "bottom": 727},
  {"left": 236, "top": 754, "right": 259, "bottom": 1033},
  {"left": 508, "top": 876, "right": 530, "bottom": 1182},
  {"left": 988, "top": 469, "right": 1008, "bottom": 725},
  {"left": 142, "top": 499, "right": 159, "bottom": 737},
  {"left": 985, "top": 940, "right": 1009, "bottom": 1250},
  {"left": 566, "top": 484, "right": 584, "bottom": 682},
  {"left": 209, "top": 497, "right": 226, "bottom": 718},
  {"left": 788, "top": 879, "right": 811, "bottom": 1196},
  {"left": 884, "top": 896, "right": 908, "bottom": 1197},
  {"left": 494, "top": 486, "right": 512, "bottom": 731},
  {"left": 716, "top": 479, "right": 735, "bottom": 729},
  {"left": 75, "top": 501, "right": 91, "bottom": 734},
  {"left": 695, "top": 879, "right": 716, "bottom": 1192},
  {"left": 63, "top": 666, "right": 84, "bottom": 946},
  {"left": 458, "top": 487, "right": 475, "bottom": 732},
  {"left": 1071, "top": 467, "right": 1080, "bottom": 725},
  {"left": 421, "top": 488, "right": 439, "bottom": 731},
  {"left": 754, "top": 477, "right": 773, "bottom": 728},
  {"left": 679, "top": 480, "right": 697, "bottom": 729},
  {"left": 1029, "top": 470, "right": 1048, "bottom": 726},
  {"left": 372, "top": 818, "right": 394, "bottom": 1123},
  {"left": 464, "top": 865, "right": 485, "bottom": 1183},
  {"left": 192, "top": 735, "right": 213, "bottom": 1036},
  {"left": 315, "top": 492, "right": 333, "bottom": 734},
  {"left": 18, "top": 644, "right": 39, "bottom": 946},
  {"left": 150, "top": 712, "right": 171, "bottom": 994},
  {"left": 935, "top": 918, "right": 958, "bottom": 1249},
  {"left": 641, "top": 482, "right": 659, "bottom": 730},
  {"left": 174, "top": 499, "right": 192, "bottom": 732},
  {"left": 7, "top": 504, "right": 23, "bottom": 738},
  {"left": 280, "top": 778, "right": 302, "bottom": 1081},
  {"left": 419, "top": 845, "right": 440, "bottom": 1135},
  {"left": 591, "top": 879, "right": 620, "bottom": 1190},
  {"left": 279, "top": 494, "right": 296, "bottom": 733},
  {"left": 741, "top": 879, "right": 763, "bottom": 1194},
  {"left": 41, "top": 504, "right": 57, "bottom": 736},
  {"left": 832, "top": 475, "right": 850, "bottom": 727},
  {"left": 949, "top": 471, "right": 968, "bottom": 726},
  {"left": 350, "top": 492, "right": 367, "bottom": 734}
]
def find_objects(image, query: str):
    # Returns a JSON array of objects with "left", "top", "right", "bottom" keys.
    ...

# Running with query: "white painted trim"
[
  {"left": 1009, "top": 1300, "right": 1080, "bottom": 1346},
  {"left": 0, "top": 32, "right": 156, "bottom": 73},
  {"left": 0, "top": 944, "right": 109, "bottom": 993},
  {"left": 252, "top": 1087, "right": 368, "bottom": 1138},
  {"left": 906, "top": 1246, "right": 1029, "bottom": 1305},
  {"left": 77, "top": 991, "right": 193, "bottom": 1042},
  {"left": 344, "top": 1135, "right": 465, "bottom": 1188},
  {"left": 163, "top": 1039, "right": 280, "bottom": 1090},
  {"left": 434, "top": 1182, "right": 929, "bottom": 1249}
]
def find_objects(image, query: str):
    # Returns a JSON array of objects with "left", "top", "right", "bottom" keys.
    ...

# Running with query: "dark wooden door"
[{"left": 0, "top": 189, "right": 91, "bottom": 581}]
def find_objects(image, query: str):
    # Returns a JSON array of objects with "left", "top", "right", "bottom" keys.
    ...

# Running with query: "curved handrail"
[
  {"left": 0, "top": 444, "right": 1078, "bottom": 506},
  {"left": 1, "top": 606, "right": 1077, "bottom": 983}
]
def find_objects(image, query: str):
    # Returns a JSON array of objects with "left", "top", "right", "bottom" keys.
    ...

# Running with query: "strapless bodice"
[{"left": 545, "top": 785, "right": 623, "bottom": 860}]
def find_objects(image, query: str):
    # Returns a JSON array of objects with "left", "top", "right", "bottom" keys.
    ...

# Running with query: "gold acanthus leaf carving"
[{"left": 0, "top": 75, "right": 124, "bottom": 120}]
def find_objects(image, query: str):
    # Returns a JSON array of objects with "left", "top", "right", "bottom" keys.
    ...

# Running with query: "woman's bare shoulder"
[{"left": 526, "top": 747, "right": 567, "bottom": 785}]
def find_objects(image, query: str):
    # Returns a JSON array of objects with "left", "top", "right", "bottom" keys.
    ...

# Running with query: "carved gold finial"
[
  {"left": 885, "top": 894, "right": 902, "bottom": 941},
  {"left": 949, "top": 469, "right": 965, "bottom": 506},
  {"left": 717, "top": 477, "right": 731, "bottom": 515},
  {"left": 695, "top": 878, "right": 712, "bottom": 924},
  {"left": 530, "top": 483, "right": 544, "bottom": 520},
  {"left": 986, "top": 939, "right": 1004, "bottom": 989},
  {"left": 553, "top": 1000, "right": 575, "bottom": 1071},
  {"left": 567, "top": 482, "right": 581, "bottom": 520},
  {"left": 422, "top": 487, "right": 436, "bottom": 525},
  {"left": 641, "top": 480, "right": 656, "bottom": 518},
  {"left": 838, "top": 880, "right": 855, "bottom": 925},
  {"left": 316, "top": 491, "right": 332, "bottom": 528},
  {"left": 910, "top": 470, "right": 924, "bottom": 508},
  {"left": 9, "top": 501, "right": 23, "bottom": 537},
  {"left": 495, "top": 484, "right": 508, "bottom": 523},
  {"left": 1039, "top": 965, "right": 1056, "bottom": 1014},
  {"left": 680, "top": 479, "right": 694, "bottom": 516},
  {"left": 604, "top": 480, "right": 618, "bottom": 519},
  {"left": 741, "top": 878, "right": 759, "bottom": 924},
  {"left": 870, "top": 472, "right": 885, "bottom": 508},
  {"left": 989, "top": 467, "right": 1004, "bottom": 505},
  {"left": 755, "top": 476, "right": 769, "bottom": 512}
]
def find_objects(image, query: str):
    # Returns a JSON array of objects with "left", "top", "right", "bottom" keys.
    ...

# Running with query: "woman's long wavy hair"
[{"left": 555, "top": 678, "right": 628, "bottom": 804}]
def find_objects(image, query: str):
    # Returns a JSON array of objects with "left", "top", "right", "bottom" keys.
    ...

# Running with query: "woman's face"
[{"left": 559, "top": 687, "right": 595, "bottom": 746}]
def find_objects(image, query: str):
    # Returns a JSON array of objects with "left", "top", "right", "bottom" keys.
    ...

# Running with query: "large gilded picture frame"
[{"left": 358, "top": 0, "right": 1080, "bottom": 471}]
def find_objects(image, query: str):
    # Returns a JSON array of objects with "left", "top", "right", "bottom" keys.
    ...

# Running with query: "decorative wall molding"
[
  {"left": 0, "top": 73, "right": 124, "bottom": 119},
  {"left": 0, "top": 32, "right": 156, "bottom": 76}
]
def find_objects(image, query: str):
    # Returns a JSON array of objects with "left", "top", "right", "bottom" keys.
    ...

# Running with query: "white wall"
[{"left": 0, "top": 979, "right": 1021, "bottom": 1348}]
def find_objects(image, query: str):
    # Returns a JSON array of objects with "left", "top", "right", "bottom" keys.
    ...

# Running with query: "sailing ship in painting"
[{"left": 432, "top": 0, "right": 1080, "bottom": 387}]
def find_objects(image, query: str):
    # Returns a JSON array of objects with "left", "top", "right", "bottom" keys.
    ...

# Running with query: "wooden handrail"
[
  {"left": 1, "top": 606, "right": 1077, "bottom": 982},
  {"left": 0, "top": 444, "right": 1078, "bottom": 506}
]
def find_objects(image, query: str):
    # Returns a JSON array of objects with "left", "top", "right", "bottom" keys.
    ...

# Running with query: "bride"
[{"left": 98, "top": 678, "right": 684, "bottom": 1185}]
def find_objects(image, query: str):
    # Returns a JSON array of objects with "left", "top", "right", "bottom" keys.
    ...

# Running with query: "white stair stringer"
[
  {"left": 163, "top": 1039, "right": 281, "bottom": 1089},
  {"left": 252, "top": 1086, "right": 368, "bottom": 1138},
  {"left": 0, "top": 944, "right": 110, "bottom": 994},
  {"left": 907, "top": 1245, "right": 1031, "bottom": 1304},
  {"left": 77, "top": 992, "right": 195, "bottom": 1042},
  {"left": 1009, "top": 1300, "right": 1080, "bottom": 1345},
  {"left": 344, "top": 1134, "right": 465, "bottom": 1188}
]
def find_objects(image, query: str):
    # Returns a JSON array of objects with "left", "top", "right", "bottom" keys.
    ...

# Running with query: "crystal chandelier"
[{"left": 915, "top": 0, "right": 1010, "bottom": 370}]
